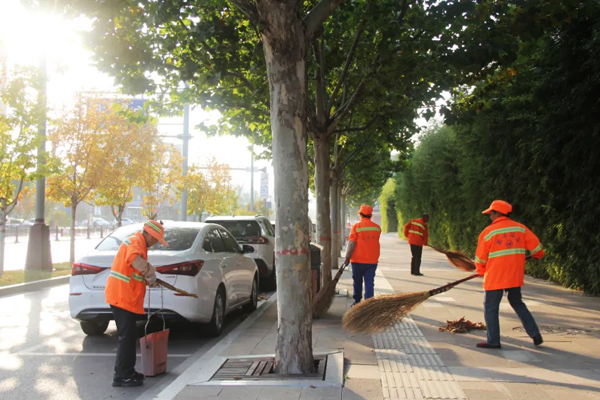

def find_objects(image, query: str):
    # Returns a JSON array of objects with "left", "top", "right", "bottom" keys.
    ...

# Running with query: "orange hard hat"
[
  {"left": 143, "top": 220, "right": 169, "bottom": 246},
  {"left": 482, "top": 200, "right": 512, "bottom": 215},
  {"left": 358, "top": 204, "right": 373, "bottom": 215}
]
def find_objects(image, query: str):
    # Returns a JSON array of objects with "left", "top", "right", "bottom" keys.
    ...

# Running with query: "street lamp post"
[{"left": 25, "top": 54, "right": 52, "bottom": 272}]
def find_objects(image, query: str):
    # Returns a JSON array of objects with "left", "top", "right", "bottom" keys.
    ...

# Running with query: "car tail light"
[
  {"left": 243, "top": 236, "right": 269, "bottom": 245},
  {"left": 156, "top": 260, "right": 204, "bottom": 276},
  {"left": 72, "top": 262, "right": 105, "bottom": 275}
]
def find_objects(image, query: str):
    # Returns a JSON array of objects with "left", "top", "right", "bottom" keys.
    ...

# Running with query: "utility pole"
[
  {"left": 250, "top": 144, "right": 254, "bottom": 212},
  {"left": 181, "top": 99, "right": 189, "bottom": 221},
  {"left": 25, "top": 54, "right": 52, "bottom": 272}
]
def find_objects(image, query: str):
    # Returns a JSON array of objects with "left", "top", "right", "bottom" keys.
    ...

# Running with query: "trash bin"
[{"left": 309, "top": 243, "right": 322, "bottom": 299}]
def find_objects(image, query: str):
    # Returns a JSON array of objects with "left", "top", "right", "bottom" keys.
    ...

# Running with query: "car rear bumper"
[{"left": 74, "top": 307, "right": 188, "bottom": 322}]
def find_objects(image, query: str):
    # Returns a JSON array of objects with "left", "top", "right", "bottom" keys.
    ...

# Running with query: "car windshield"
[
  {"left": 95, "top": 226, "right": 200, "bottom": 251},
  {"left": 209, "top": 220, "right": 262, "bottom": 239}
]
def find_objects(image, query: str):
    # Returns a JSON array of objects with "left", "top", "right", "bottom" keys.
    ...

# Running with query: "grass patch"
[{"left": 0, "top": 262, "right": 71, "bottom": 287}]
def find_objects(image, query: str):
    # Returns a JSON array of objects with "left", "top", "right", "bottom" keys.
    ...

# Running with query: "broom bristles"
[
  {"left": 429, "top": 245, "right": 476, "bottom": 272},
  {"left": 312, "top": 281, "right": 336, "bottom": 318},
  {"left": 342, "top": 291, "right": 431, "bottom": 334},
  {"left": 312, "top": 263, "right": 348, "bottom": 318}
]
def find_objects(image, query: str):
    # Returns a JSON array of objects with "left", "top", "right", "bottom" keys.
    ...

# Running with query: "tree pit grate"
[{"left": 210, "top": 355, "right": 327, "bottom": 382}]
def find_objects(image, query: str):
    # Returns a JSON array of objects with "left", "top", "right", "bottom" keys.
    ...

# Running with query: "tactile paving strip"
[{"left": 372, "top": 271, "right": 467, "bottom": 400}]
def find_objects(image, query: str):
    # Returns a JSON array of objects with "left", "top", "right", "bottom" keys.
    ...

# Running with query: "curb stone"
[{"left": 0, "top": 275, "right": 70, "bottom": 297}]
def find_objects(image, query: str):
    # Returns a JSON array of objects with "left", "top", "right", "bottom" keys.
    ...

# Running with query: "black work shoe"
[
  {"left": 133, "top": 371, "right": 145, "bottom": 380},
  {"left": 351, "top": 301, "right": 359, "bottom": 308},
  {"left": 533, "top": 334, "right": 543, "bottom": 346},
  {"left": 476, "top": 341, "right": 501, "bottom": 349},
  {"left": 412, "top": 273, "right": 424, "bottom": 276},
  {"left": 112, "top": 375, "right": 143, "bottom": 387}
]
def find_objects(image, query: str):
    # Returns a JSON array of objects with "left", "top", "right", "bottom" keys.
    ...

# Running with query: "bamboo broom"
[
  {"left": 342, "top": 273, "right": 480, "bottom": 334},
  {"left": 428, "top": 244, "right": 476, "bottom": 272},
  {"left": 312, "top": 263, "right": 348, "bottom": 318},
  {"left": 155, "top": 278, "right": 198, "bottom": 298}
]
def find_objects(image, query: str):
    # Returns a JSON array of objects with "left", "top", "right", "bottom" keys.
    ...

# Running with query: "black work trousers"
[
  {"left": 410, "top": 245, "right": 423, "bottom": 275},
  {"left": 111, "top": 305, "right": 139, "bottom": 378}
]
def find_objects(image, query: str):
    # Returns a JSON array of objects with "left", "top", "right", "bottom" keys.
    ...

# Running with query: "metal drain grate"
[{"left": 210, "top": 356, "right": 326, "bottom": 381}]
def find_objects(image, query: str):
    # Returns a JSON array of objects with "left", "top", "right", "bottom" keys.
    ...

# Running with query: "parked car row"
[
  {"left": 69, "top": 214, "right": 282, "bottom": 338},
  {"left": 69, "top": 221, "right": 260, "bottom": 337}
]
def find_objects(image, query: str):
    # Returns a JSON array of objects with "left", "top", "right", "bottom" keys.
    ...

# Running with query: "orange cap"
[
  {"left": 358, "top": 204, "right": 373, "bottom": 216},
  {"left": 482, "top": 200, "right": 512, "bottom": 215},
  {"left": 143, "top": 220, "right": 169, "bottom": 246}
]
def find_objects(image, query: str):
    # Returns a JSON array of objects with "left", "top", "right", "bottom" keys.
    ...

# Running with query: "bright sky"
[{"left": 0, "top": 0, "right": 274, "bottom": 203}]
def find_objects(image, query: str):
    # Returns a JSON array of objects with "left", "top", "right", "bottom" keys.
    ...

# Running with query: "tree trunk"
[
  {"left": 70, "top": 203, "right": 77, "bottom": 265},
  {"left": 116, "top": 204, "right": 125, "bottom": 227},
  {"left": 260, "top": 2, "right": 314, "bottom": 374},
  {"left": 330, "top": 177, "right": 340, "bottom": 266},
  {"left": 0, "top": 201, "right": 6, "bottom": 278},
  {"left": 337, "top": 181, "right": 343, "bottom": 255},
  {"left": 313, "top": 136, "right": 332, "bottom": 284},
  {"left": 342, "top": 196, "right": 347, "bottom": 247}
]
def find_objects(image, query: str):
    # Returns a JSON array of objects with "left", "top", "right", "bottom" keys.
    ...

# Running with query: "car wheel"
[
  {"left": 80, "top": 320, "right": 109, "bottom": 336},
  {"left": 264, "top": 263, "right": 277, "bottom": 291},
  {"left": 206, "top": 287, "right": 225, "bottom": 337},
  {"left": 243, "top": 277, "right": 258, "bottom": 312}
]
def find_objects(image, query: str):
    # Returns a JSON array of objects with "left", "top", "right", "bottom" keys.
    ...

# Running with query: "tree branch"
[
  {"left": 304, "top": 0, "right": 347, "bottom": 42},
  {"left": 327, "top": 24, "right": 364, "bottom": 114},
  {"left": 230, "top": 0, "right": 260, "bottom": 25},
  {"left": 332, "top": 116, "right": 378, "bottom": 133}
]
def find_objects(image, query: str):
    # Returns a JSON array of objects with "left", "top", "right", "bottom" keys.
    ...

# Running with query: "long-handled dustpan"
[{"left": 140, "top": 285, "right": 169, "bottom": 377}]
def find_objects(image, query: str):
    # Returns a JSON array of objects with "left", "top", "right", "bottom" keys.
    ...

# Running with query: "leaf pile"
[{"left": 439, "top": 317, "right": 486, "bottom": 334}]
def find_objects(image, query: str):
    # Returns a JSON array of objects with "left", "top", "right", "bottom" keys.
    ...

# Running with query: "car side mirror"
[{"left": 242, "top": 244, "right": 255, "bottom": 254}]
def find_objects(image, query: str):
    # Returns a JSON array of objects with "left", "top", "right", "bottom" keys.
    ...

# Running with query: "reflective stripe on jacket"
[
  {"left": 105, "top": 232, "right": 148, "bottom": 314},
  {"left": 475, "top": 216, "right": 544, "bottom": 291},
  {"left": 348, "top": 218, "right": 381, "bottom": 264},
  {"left": 403, "top": 218, "right": 428, "bottom": 246}
]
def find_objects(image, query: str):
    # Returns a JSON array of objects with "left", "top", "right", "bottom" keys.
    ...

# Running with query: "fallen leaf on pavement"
[{"left": 439, "top": 317, "right": 486, "bottom": 334}]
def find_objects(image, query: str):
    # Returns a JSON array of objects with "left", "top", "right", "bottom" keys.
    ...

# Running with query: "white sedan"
[{"left": 69, "top": 222, "right": 259, "bottom": 337}]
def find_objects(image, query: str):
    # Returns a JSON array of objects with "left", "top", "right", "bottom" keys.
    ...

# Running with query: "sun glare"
[{"left": 0, "top": 0, "right": 115, "bottom": 108}]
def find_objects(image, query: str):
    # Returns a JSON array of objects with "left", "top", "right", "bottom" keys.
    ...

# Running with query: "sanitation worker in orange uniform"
[
  {"left": 105, "top": 220, "right": 168, "bottom": 387},
  {"left": 474, "top": 200, "right": 544, "bottom": 349},
  {"left": 344, "top": 204, "right": 382, "bottom": 306},
  {"left": 403, "top": 213, "right": 429, "bottom": 276}
]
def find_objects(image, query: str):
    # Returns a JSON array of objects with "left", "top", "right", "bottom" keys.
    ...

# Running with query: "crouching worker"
[
  {"left": 105, "top": 220, "right": 168, "bottom": 387},
  {"left": 474, "top": 201, "right": 544, "bottom": 349}
]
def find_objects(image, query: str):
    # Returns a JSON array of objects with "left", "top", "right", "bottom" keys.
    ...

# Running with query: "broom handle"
[
  {"left": 428, "top": 273, "right": 480, "bottom": 296},
  {"left": 332, "top": 262, "right": 348, "bottom": 283},
  {"left": 156, "top": 278, "right": 198, "bottom": 298}
]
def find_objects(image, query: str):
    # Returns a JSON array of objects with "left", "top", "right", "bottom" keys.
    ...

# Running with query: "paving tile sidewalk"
[{"left": 162, "top": 233, "right": 600, "bottom": 400}]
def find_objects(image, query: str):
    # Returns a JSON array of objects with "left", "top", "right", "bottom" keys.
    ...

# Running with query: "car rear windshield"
[
  {"left": 209, "top": 220, "right": 262, "bottom": 239},
  {"left": 95, "top": 226, "right": 200, "bottom": 251}
]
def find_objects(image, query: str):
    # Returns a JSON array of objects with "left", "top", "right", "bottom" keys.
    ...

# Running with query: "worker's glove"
[{"left": 144, "top": 264, "right": 157, "bottom": 285}]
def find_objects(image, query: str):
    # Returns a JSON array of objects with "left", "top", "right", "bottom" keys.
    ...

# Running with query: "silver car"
[{"left": 69, "top": 222, "right": 259, "bottom": 337}]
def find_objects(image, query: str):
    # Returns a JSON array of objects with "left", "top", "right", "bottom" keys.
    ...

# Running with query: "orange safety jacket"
[
  {"left": 475, "top": 216, "right": 544, "bottom": 291},
  {"left": 348, "top": 218, "right": 382, "bottom": 264},
  {"left": 404, "top": 218, "right": 428, "bottom": 246},
  {"left": 105, "top": 232, "right": 148, "bottom": 314}
]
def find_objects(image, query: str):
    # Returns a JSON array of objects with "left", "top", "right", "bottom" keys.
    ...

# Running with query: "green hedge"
[
  {"left": 394, "top": 10, "right": 600, "bottom": 294},
  {"left": 379, "top": 178, "right": 399, "bottom": 233}
]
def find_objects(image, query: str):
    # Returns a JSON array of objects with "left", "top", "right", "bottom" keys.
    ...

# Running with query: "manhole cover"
[
  {"left": 211, "top": 355, "right": 326, "bottom": 381},
  {"left": 512, "top": 325, "right": 592, "bottom": 336}
]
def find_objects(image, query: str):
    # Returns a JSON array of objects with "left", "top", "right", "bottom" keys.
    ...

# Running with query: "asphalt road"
[{"left": 0, "top": 284, "right": 268, "bottom": 400}]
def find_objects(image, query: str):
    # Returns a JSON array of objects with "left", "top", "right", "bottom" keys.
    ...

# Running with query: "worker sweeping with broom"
[
  {"left": 105, "top": 220, "right": 167, "bottom": 387},
  {"left": 474, "top": 200, "right": 545, "bottom": 349},
  {"left": 344, "top": 204, "right": 382, "bottom": 307}
]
